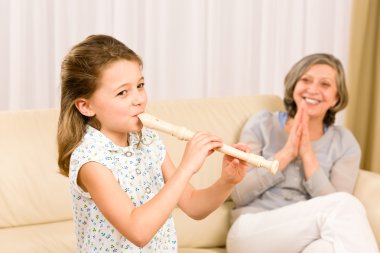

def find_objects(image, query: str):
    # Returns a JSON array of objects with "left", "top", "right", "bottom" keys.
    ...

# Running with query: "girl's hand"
[
  {"left": 220, "top": 144, "right": 250, "bottom": 185},
  {"left": 179, "top": 132, "right": 223, "bottom": 176}
]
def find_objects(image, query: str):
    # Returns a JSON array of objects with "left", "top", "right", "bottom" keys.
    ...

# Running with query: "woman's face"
[{"left": 293, "top": 64, "right": 338, "bottom": 121}]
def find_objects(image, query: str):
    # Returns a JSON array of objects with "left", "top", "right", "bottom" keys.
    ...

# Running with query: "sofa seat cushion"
[
  {"left": 174, "top": 201, "right": 234, "bottom": 248},
  {"left": 0, "top": 219, "right": 75, "bottom": 252},
  {"left": 179, "top": 248, "right": 226, "bottom": 253}
]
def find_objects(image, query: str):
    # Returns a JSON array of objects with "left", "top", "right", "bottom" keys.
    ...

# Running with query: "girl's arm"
[
  {"left": 78, "top": 161, "right": 190, "bottom": 247},
  {"left": 77, "top": 131, "right": 222, "bottom": 247},
  {"left": 162, "top": 144, "right": 249, "bottom": 220}
]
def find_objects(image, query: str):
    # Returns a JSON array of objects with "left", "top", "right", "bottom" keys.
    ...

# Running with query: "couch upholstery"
[{"left": 0, "top": 95, "right": 379, "bottom": 252}]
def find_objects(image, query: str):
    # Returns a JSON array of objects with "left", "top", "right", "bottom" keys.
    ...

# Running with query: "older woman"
[{"left": 227, "top": 54, "right": 378, "bottom": 253}]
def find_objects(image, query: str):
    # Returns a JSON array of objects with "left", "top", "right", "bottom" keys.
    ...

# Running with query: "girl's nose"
[{"left": 132, "top": 89, "right": 144, "bottom": 105}]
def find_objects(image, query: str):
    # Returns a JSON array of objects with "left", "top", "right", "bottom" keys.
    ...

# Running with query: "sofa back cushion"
[
  {"left": 2, "top": 96, "right": 378, "bottom": 249},
  {"left": 0, "top": 109, "right": 72, "bottom": 228},
  {"left": 354, "top": 170, "right": 380, "bottom": 246}
]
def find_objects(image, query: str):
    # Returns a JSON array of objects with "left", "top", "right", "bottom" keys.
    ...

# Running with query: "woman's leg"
[
  {"left": 226, "top": 192, "right": 378, "bottom": 253},
  {"left": 302, "top": 239, "right": 334, "bottom": 253},
  {"left": 227, "top": 205, "right": 321, "bottom": 253}
]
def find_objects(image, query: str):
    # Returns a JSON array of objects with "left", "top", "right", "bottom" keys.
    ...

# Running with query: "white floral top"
[{"left": 69, "top": 125, "right": 177, "bottom": 252}]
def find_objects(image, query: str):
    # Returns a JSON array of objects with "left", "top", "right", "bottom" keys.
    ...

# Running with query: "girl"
[{"left": 57, "top": 34, "right": 248, "bottom": 252}]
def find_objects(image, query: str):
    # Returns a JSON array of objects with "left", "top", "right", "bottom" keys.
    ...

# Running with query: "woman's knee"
[
  {"left": 328, "top": 192, "right": 366, "bottom": 214},
  {"left": 227, "top": 215, "right": 248, "bottom": 244}
]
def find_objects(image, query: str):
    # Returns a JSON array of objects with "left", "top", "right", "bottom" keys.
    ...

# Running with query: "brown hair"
[
  {"left": 283, "top": 53, "right": 348, "bottom": 126},
  {"left": 57, "top": 34, "right": 142, "bottom": 176}
]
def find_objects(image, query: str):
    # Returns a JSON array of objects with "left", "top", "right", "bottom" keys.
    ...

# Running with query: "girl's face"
[
  {"left": 85, "top": 59, "right": 147, "bottom": 145},
  {"left": 293, "top": 64, "right": 339, "bottom": 121}
]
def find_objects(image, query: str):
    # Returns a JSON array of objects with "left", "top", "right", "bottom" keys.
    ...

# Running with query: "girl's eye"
[
  {"left": 137, "top": 82, "right": 145, "bottom": 89},
  {"left": 117, "top": 90, "right": 127, "bottom": 96}
]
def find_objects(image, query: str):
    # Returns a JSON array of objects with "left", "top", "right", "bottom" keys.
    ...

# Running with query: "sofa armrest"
[{"left": 354, "top": 170, "right": 380, "bottom": 247}]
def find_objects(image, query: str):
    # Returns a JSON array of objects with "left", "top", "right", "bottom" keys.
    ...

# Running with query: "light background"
[{"left": 0, "top": 0, "right": 352, "bottom": 127}]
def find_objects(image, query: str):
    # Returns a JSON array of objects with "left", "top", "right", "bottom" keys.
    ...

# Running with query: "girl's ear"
[{"left": 75, "top": 98, "right": 95, "bottom": 117}]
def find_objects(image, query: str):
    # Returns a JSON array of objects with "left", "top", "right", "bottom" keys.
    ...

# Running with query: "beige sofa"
[{"left": 0, "top": 95, "right": 379, "bottom": 252}]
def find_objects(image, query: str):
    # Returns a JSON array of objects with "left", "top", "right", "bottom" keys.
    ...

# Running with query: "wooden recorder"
[{"left": 138, "top": 113, "right": 279, "bottom": 174}]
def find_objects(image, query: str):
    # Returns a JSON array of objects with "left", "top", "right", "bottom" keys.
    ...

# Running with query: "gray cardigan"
[{"left": 230, "top": 111, "right": 361, "bottom": 222}]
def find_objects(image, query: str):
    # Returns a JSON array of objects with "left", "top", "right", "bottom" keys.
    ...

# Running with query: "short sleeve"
[{"left": 69, "top": 141, "right": 107, "bottom": 199}]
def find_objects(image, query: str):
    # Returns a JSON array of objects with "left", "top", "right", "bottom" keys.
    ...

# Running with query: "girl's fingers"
[
  {"left": 186, "top": 132, "right": 223, "bottom": 159},
  {"left": 191, "top": 132, "right": 223, "bottom": 148},
  {"left": 232, "top": 143, "right": 251, "bottom": 153}
]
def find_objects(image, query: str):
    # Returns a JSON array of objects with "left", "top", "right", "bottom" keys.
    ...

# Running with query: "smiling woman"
[
  {"left": 283, "top": 54, "right": 348, "bottom": 127},
  {"left": 292, "top": 64, "right": 339, "bottom": 129},
  {"left": 226, "top": 54, "right": 379, "bottom": 253}
]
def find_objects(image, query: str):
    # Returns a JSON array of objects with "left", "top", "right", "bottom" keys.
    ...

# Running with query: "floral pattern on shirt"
[{"left": 70, "top": 125, "right": 177, "bottom": 252}]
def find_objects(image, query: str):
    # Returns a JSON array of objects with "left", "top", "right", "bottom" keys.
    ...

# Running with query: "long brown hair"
[
  {"left": 283, "top": 53, "right": 348, "bottom": 126},
  {"left": 57, "top": 35, "right": 142, "bottom": 176}
]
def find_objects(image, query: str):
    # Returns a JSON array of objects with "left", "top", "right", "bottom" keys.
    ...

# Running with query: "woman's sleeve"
[
  {"left": 303, "top": 127, "right": 361, "bottom": 197},
  {"left": 231, "top": 111, "right": 285, "bottom": 207}
]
